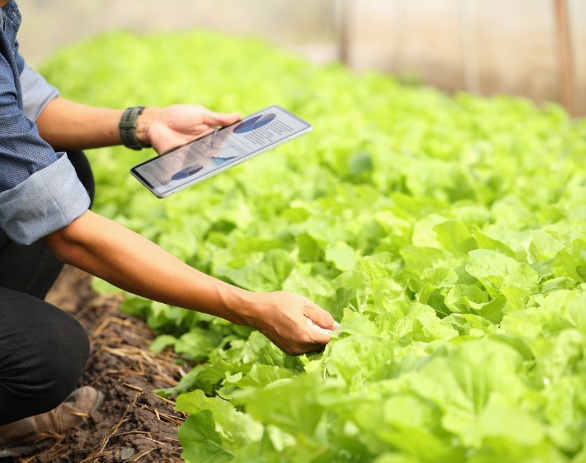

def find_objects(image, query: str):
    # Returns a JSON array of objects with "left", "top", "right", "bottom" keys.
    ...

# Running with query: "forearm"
[
  {"left": 35, "top": 97, "right": 124, "bottom": 151},
  {"left": 35, "top": 98, "right": 241, "bottom": 154},
  {"left": 41, "top": 211, "right": 253, "bottom": 325}
]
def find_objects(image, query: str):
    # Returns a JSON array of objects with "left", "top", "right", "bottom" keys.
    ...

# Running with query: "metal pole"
[
  {"left": 553, "top": 0, "right": 575, "bottom": 116},
  {"left": 337, "top": 0, "right": 352, "bottom": 64},
  {"left": 459, "top": 0, "right": 480, "bottom": 94},
  {"left": 391, "top": 0, "right": 406, "bottom": 74}
]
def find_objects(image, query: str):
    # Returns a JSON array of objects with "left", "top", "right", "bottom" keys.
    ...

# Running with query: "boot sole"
[{"left": 0, "top": 390, "right": 106, "bottom": 458}]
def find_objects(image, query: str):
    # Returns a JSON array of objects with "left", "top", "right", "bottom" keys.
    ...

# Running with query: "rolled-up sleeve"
[
  {"left": 0, "top": 153, "right": 90, "bottom": 245},
  {"left": 0, "top": 47, "right": 89, "bottom": 245},
  {"left": 19, "top": 57, "right": 59, "bottom": 122}
]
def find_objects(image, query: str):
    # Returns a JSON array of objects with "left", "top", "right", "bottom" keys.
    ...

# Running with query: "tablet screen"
[{"left": 132, "top": 106, "right": 310, "bottom": 197}]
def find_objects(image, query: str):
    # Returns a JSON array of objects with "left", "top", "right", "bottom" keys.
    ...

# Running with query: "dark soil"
[{"left": 6, "top": 266, "right": 189, "bottom": 463}]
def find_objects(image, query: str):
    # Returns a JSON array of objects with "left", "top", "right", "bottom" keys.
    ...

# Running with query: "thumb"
[
  {"left": 201, "top": 108, "right": 241, "bottom": 126},
  {"left": 306, "top": 303, "right": 340, "bottom": 331}
]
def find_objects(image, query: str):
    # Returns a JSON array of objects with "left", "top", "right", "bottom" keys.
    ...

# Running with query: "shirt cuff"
[
  {"left": 20, "top": 62, "right": 60, "bottom": 122},
  {"left": 0, "top": 153, "right": 90, "bottom": 245}
]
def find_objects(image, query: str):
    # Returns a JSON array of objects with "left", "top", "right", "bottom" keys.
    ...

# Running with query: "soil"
[{"left": 4, "top": 265, "right": 190, "bottom": 463}]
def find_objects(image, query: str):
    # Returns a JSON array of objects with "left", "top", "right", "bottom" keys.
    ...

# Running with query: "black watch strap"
[{"left": 119, "top": 106, "right": 151, "bottom": 150}]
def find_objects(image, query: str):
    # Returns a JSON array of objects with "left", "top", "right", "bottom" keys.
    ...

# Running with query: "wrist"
[
  {"left": 135, "top": 107, "right": 159, "bottom": 146},
  {"left": 218, "top": 284, "right": 262, "bottom": 327}
]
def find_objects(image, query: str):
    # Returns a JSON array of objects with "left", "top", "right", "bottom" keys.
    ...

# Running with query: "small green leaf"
[{"left": 178, "top": 410, "right": 236, "bottom": 463}]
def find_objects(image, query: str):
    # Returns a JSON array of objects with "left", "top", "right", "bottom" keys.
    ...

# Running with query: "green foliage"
[{"left": 42, "top": 30, "right": 586, "bottom": 462}]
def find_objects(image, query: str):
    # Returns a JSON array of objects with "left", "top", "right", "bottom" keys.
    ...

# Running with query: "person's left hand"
[{"left": 136, "top": 104, "right": 241, "bottom": 154}]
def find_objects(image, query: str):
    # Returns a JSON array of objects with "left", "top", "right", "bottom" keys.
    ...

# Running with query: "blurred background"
[{"left": 16, "top": 0, "right": 585, "bottom": 116}]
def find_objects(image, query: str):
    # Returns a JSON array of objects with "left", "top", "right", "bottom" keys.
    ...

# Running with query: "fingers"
[
  {"left": 305, "top": 317, "right": 330, "bottom": 334},
  {"left": 305, "top": 302, "right": 340, "bottom": 331},
  {"left": 200, "top": 107, "right": 241, "bottom": 127},
  {"left": 298, "top": 302, "right": 340, "bottom": 350},
  {"left": 253, "top": 292, "right": 340, "bottom": 356},
  {"left": 308, "top": 327, "right": 332, "bottom": 346}
]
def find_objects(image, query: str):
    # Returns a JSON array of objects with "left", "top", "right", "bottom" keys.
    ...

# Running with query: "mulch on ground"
[{"left": 6, "top": 265, "right": 190, "bottom": 463}]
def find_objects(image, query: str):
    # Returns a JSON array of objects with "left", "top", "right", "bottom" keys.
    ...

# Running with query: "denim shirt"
[{"left": 0, "top": 1, "right": 89, "bottom": 246}]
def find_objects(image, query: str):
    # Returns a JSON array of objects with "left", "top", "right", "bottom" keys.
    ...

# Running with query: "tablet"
[{"left": 130, "top": 105, "right": 312, "bottom": 198}]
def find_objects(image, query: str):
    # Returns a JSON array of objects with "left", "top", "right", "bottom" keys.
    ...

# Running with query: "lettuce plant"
[{"left": 42, "top": 30, "right": 586, "bottom": 462}]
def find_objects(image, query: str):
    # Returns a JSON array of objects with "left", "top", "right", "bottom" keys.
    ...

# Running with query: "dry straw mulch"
[{"left": 7, "top": 266, "right": 191, "bottom": 463}]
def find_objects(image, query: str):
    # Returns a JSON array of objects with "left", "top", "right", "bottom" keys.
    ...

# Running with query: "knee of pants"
[
  {"left": 0, "top": 304, "right": 90, "bottom": 417},
  {"left": 33, "top": 312, "right": 90, "bottom": 413}
]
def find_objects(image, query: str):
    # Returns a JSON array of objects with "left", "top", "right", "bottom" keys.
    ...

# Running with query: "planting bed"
[{"left": 6, "top": 266, "right": 187, "bottom": 463}]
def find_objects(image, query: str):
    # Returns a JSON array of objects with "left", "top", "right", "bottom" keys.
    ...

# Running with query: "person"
[{"left": 0, "top": 0, "right": 339, "bottom": 457}]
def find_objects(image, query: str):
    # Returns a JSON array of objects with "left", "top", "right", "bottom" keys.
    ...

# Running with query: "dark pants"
[{"left": 0, "top": 151, "right": 95, "bottom": 426}]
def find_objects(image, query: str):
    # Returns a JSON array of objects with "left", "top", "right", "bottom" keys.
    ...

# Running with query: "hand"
[
  {"left": 136, "top": 104, "right": 241, "bottom": 154},
  {"left": 237, "top": 291, "right": 341, "bottom": 356}
]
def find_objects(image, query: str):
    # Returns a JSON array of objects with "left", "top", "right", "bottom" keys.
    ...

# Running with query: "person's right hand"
[{"left": 238, "top": 291, "right": 340, "bottom": 356}]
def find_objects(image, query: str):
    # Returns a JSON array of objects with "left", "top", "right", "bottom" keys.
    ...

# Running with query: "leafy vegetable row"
[{"left": 42, "top": 30, "right": 586, "bottom": 462}]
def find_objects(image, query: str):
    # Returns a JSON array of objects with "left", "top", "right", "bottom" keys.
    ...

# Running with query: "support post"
[
  {"left": 459, "top": 0, "right": 480, "bottom": 94},
  {"left": 554, "top": 0, "right": 575, "bottom": 116},
  {"left": 391, "top": 0, "right": 406, "bottom": 73},
  {"left": 337, "top": 0, "right": 352, "bottom": 64}
]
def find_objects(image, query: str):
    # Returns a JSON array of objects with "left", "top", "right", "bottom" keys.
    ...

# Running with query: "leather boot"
[{"left": 0, "top": 386, "right": 104, "bottom": 458}]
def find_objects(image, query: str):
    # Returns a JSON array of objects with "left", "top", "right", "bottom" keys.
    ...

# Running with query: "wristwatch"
[{"left": 119, "top": 106, "right": 151, "bottom": 150}]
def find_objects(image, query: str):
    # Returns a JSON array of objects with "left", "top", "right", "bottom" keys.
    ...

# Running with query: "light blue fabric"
[
  {"left": 20, "top": 62, "right": 60, "bottom": 122},
  {"left": 0, "top": 153, "right": 90, "bottom": 245},
  {"left": 0, "top": 1, "right": 89, "bottom": 244}
]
